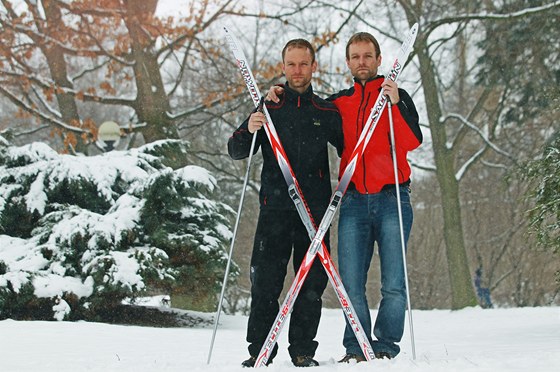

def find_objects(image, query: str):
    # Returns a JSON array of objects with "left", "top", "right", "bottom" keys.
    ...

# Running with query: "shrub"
[{"left": 0, "top": 140, "right": 236, "bottom": 320}]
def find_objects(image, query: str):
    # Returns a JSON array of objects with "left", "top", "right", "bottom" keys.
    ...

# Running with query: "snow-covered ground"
[{"left": 1, "top": 306, "right": 559, "bottom": 371}]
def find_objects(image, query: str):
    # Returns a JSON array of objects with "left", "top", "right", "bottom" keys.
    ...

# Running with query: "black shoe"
[
  {"left": 374, "top": 351, "right": 393, "bottom": 359},
  {"left": 292, "top": 355, "right": 319, "bottom": 367},
  {"left": 241, "top": 356, "right": 256, "bottom": 368},
  {"left": 338, "top": 353, "right": 366, "bottom": 363},
  {"left": 241, "top": 356, "right": 273, "bottom": 368}
]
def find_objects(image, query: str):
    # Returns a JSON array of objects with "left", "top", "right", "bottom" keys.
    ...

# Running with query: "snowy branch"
[
  {"left": 0, "top": 68, "right": 136, "bottom": 107},
  {"left": 8, "top": 124, "right": 51, "bottom": 137},
  {"left": 223, "top": 0, "right": 317, "bottom": 20},
  {"left": 7, "top": 20, "right": 106, "bottom": 58},
  {"left": 0, "top": 85, "right": 86, "bottom": 134},
  {"left": 480, "top": 159, "right": 509, "bottom": 171},
  {"left": 444, "top": 112, "right": 513, "bottom": 180},
  {"left": 30, "top": 85, "right": 63, "bottom": 119},
  {"left": 441, "top": 113, "right": 512, "bottom": 159},
  {"left": 455, "top": 146, "right": 485, "bottom": 181},
  {"left": 167, "top": 91, "right": 248, "bottom": 121},
  {"left": 423, "top": 1, "right": 560, "bottom": 36},
  {"left": 52, "top": 0, "right": 124, "bottom": 18},
  {"left": 409, "top": 159, "right": 436, "bottom": 173}
]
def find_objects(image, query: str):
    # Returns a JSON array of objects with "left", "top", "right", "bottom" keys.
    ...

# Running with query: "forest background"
[{"left": 0, "top": 0, "right": 559, "bottom": 320}]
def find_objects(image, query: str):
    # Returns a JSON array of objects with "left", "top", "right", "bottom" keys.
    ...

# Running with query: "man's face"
[
  {"left": 282, "top": 46, "right": 317, "bottom": 92},
  {"left": 346, "top": 41, "right": 382, "bottom": 83}
]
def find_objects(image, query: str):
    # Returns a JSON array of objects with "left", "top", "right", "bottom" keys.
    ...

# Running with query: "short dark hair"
[
  {"left": 282, "top": 39, "right": 316, "bottom": 63},
  {"left": 345, "top": 32, "right": 381, "bottom": 60}
]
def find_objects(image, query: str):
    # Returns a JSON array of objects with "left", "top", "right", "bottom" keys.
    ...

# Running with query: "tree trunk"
[
  {"left": 415, "top": 35, "right": 478, "bottom": 309},
  {"left": 124, "top": 0, "right": 176, "bottom": 141},
  {"left": 42, "top": 0, "right": 88, "bottom": 153},
  {"left": 123, "top": 0, "right": 186, "bottom": 168}
]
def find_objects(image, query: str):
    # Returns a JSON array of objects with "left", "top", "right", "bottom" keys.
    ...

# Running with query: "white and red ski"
[
  {"left": 225, "top": 23, "right": 418, "bottom": 367},
  {"left": 300, "top": 22, "right": 419, "bottom": 293},
  {"left": 224, "top": 26, "right": 377, "bottom": 367}
]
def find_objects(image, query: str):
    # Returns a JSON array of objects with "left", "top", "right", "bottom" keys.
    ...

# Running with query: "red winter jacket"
[{"left": 328, "top": 75, "right": 422, "bottom": 194}]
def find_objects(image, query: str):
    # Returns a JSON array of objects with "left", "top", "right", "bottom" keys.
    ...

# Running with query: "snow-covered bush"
[{"left": 0, "top": 140, "right": 235, "bottom": 321}]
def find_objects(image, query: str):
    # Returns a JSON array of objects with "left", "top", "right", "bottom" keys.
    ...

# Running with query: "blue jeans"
[{"left": 337, "top": 186, "right": 413, "bottom": 358}]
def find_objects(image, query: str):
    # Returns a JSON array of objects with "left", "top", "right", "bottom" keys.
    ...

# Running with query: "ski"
[
  {"left": 251, "top": 22, "right": 419, "bottom": 366},
  {"left": 303, "top": 22, "right": 419, "bottom": 284},
  {"left": 223, "top": 27, "right": 375, "bottom": 367}
]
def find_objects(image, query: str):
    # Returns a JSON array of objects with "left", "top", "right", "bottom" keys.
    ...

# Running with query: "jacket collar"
[
  {"left": 353, "top": 75, "right": 384, "bottom": 89},
  {"left": 282, "top": 82, "right": 314, "bottom": 101}
]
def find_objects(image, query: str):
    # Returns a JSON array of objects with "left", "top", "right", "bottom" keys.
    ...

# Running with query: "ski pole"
[
  {"left": 387, "top": 99, "right": 417, "bottom": 360},
  {"left": 207, "top": 104, "right": 260, "bottom": 364}
]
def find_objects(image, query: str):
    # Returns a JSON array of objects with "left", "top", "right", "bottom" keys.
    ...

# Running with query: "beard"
[
  {"left": 352, "top": 66, "right": 377, "bottom": 81},
  {"left": 287, "top": 75, "right": 311, "bottom": 90}
]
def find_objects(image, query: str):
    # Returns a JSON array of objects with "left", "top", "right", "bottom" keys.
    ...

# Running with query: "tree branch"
[
  {"left": 0, "top": 85, "right": 87, "bottom": 134},
  {"left": 0, "top": 69, "right": 136, "bottom": 107},
  {"left": 423, "top": 1, "right": 560, "bottom": 37},
  {"left": 442, "top": 113, "right": 512, "bottom": 159}
]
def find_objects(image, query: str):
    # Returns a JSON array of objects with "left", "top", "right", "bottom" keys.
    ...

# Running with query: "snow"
[
  {"left": 0, "top": 306, "right": 558, "bottom": 371},
  {"left": 33, "top": 274, "right": 94, "bottom": 299},
  {"left": 176, "top": 165, "right": 217, "bottom": 192},
  {"left": 51, "top": 297, "right": 71, "bottom": 321}
]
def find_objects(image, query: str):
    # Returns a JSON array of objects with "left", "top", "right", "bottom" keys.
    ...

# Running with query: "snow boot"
[
  {"left": 291, "top": 355, "right": 319, "bottom": 367},
  {"left": 338, "top": 353, "right": 366, "bottom": 363},
  {"left": 241, "top": 356, "right": 272, "bottom": 368}
]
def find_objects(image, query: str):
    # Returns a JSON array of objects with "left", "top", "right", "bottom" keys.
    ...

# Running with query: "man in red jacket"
[
  {"left": 267, "top": 32, "right": 422, "bottom": 362},
  {"left": 330, "top": 32, "right": 422, "bottom": 362}
]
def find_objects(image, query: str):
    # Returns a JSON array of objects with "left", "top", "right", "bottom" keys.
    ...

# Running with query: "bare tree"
[
  {"left": 386, "top": 0, "right": 559, "bottom": 308},
  {"left": 0, "top": 0, "right": 93, "bottom": 152},
  {"left": 0, "top": 0, "right": 241, "bottom": 161},
  {"left": 216, "top": 0, "right": 560, "bottom": 310}
]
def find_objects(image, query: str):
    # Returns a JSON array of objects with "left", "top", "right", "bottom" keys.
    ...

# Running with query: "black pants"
[{"left": 246, "top": 208, "right": 329, "bottom": 360}]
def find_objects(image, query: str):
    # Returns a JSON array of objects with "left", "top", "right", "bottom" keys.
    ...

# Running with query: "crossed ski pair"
[{"left": 224, "top": 24, "right": 418, "bottom": 368}]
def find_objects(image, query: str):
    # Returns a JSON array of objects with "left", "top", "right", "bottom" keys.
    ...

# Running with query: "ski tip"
[{"left": 411, "top": 23, "right": 419, "bottom": 35}]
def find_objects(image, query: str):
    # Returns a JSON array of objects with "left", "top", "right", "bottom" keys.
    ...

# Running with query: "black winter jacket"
[{"left": 228, "top": 83, "right": 343, "bottom": 211}]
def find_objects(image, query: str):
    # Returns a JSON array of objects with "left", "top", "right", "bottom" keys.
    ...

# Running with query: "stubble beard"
[
  {"left": 288, "top": 76, "right": 311, "bottom": 90},
  {"left": 353, "top": 66, "right": 377, "bottom": 82}
]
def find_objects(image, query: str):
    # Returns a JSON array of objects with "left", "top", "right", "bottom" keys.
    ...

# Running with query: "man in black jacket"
[{"left": 228, "top": 39, "right": 343, "bottom": 368}]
